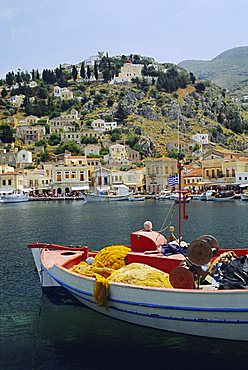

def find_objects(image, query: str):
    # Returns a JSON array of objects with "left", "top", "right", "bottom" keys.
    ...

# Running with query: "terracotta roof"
[
  {"left": 183, "top": 168, "right": 202, "bottom": 177},
  {"left": 146, "top": 156, "right": 174, "bottom": 162}
]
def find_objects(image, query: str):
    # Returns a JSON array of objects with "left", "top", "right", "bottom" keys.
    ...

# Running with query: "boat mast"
[{"left": 177, "top": 107, "right": 188, "bottom": 247}]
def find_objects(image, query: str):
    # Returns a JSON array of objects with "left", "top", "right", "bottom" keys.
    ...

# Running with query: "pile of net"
[
  {"left": 70, "top": 245, "right": 172, "bottom": 306},
  {"left": 209, "top": 251, "right": 248, "bottom": 289}
]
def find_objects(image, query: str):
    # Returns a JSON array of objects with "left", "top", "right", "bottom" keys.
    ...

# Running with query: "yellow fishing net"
[
  {"left": 70, "top": 245, "right": 172, "bottom": 307},
  {"left": 92, "top": 245, "right": 131, "bottom": 269},
  {"left": 109, "top": 263, "right": 172, "bottom": 289}
]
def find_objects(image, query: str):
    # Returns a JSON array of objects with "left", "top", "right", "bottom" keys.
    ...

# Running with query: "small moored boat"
[{"left": 0, "top": 190, "right": 29, "bottom": 203}]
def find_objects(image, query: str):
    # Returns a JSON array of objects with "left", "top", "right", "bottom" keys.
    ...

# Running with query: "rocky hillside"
[
  {"left": 178, "top": 46, "right": 248, "bottom": 90},
  {"left": 0, "top": 52, "right": 248, "bottom": 159}
]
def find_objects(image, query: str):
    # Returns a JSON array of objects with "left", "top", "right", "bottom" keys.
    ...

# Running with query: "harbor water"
[{"left": 1, "top": 199, "right": 248, "bottom": 370}]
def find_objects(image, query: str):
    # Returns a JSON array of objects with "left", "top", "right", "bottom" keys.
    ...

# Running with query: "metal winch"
[{"left": 169, "top": 235, "right": 219, "bottom": 289}]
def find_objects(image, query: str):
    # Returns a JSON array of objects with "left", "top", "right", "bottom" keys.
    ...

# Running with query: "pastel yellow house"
[
  {"left": 123, "top": 167, "right": 146, "bottom": 193},
  {"left": 0, "top": 171, "right": 25, "bottom": 192},
  {"left": 51, "top": 164, "right": 89, "bottom": 195},
  {"left": 145, "top": 157, "right": 177, "bottom": 194}
]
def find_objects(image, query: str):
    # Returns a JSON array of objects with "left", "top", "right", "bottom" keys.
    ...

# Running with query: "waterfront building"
[
  {"left": 0, "top": 171, "right": 25, "bottom": 192},
  {"left": 182, "top": 168, "right": 203, "bottom": 191},
  {"left": 123, "top": 167, "right": 146, "bottom": 193},
  {"left": 24, "top": 168, "right": 51, "bottom": 195},
  {"left": 145, "top": 157, "right": 177, "bottom": 194},
  {"left": 51, "top": 163, "right": 89, "bottom": 195}
]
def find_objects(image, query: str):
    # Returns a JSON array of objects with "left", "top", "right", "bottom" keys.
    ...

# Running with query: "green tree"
[
  {"left": 0, "top": 124, "right": 14, "bottom": 143},
  {"left": 48, "top": 133, "right": 61, "bottom": 146},
  {"left": 54, "top": 141, "right": 81, "bottom": 155},
  {"left": 6, "top": 71, "right": 14, "bottom": 87},
  {"left": 80, "top": 63, "right": 86, "bottom": 79},
  {"left": 94, "top": 61, "right": 98, "bottom": 80},
  {"left": 72, "top": 65, "right": 78, "bottom": 81},
  {"left": 1, "top": 88, "right": 7, "bottom": 98},
  {"left": 87, "top": 65, "right": 91, "bottom": 79}
]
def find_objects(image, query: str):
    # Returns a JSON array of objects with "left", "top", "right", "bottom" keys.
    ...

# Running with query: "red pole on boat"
[
  {"left": 177, "top": 159, "right": 182, "bottom": 248},
  {"left": 177, "top": 157, "right": 189, "bottom": 248}
]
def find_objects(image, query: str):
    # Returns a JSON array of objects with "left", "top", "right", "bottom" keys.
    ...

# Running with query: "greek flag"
[{"left": 167, "top": 175, "right": 179, "bottom": 187}]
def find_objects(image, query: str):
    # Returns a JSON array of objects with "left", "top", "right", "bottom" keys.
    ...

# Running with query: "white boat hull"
[
  {"left": 85, "top": 194, "right": 130, "bottom": 202},
  {"left": 42, "top": 263, "right": 248, "bottom": 341},
  {"left": 0, "top": 196, "right": 29, "bottom": 203},
  {"left": 213, "top": 195, "right": 235, "bottom": 202}
]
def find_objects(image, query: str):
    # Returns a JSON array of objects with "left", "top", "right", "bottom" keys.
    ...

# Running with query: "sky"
[{"left": 0, "top": 0, "right": 247, "bottom": 78}]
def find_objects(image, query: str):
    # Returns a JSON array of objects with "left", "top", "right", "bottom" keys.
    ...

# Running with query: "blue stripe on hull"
[{"left": 42, "top": 264, "right": 248, "bottom": 326}]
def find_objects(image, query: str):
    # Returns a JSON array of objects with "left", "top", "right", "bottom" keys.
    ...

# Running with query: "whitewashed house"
[
  {"left": 16, "top": 149, "right": 32, "bottom": 167},
  {"left": 53, "top": 86, "right": 73, "bottom": 100},
  {"left": 91, "top": 119, "right": 117, "bottom": 132}
]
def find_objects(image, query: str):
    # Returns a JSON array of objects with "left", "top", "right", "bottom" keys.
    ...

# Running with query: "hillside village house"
[
  {"left": 0, "top": 149, "right": 16, "bottom": 167},
  {"left": 82, "top": 129, "right": 105, "bottom": 141},
  {"left": 16, "top": 125, "right": 46, "bottom": 145},
  {"left": 110, "top": 59, "right": 143, "bottom": 84},
  {"left": 91, "top": 119, "right": 117, "bottom": 132},
  {"left": 126, "top": 147, "right": 141, "bottom": 162},
  {"left": 84, "top": 144, "right": 100, "bottom": 157},
  {"left": 192, "top": 133, "right": 209, "bottom": 145},
  {"left": 53, "top": 86, "right": 73, "bottom": 100},
  {"left": 49, "top": 109, "right": 79, "bottom": 134},
  {"left": 104, "top": 143, "right": 132, "bottom": 169},
  {"left": 61, "top": 131, "right": 82, "bottom": 143},
  {"left": 145, "top": 157, "right": 177, "bottom": 194},
  {"left": 83, "top": 55, "right": 101, "bottom": 67},
  {"left": 19, "top": 115, "right": 39, "bottom": 126},
  {"left": 8, "top": 94, "right": 25, "bottom": 107},
  {"left": 16, "top": 149, "right": 32, "bottom": 168}
]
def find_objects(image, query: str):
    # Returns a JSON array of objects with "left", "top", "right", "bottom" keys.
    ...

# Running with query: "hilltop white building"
[{"left": 110, "top": 60, "right": 143, "bottom": 84}]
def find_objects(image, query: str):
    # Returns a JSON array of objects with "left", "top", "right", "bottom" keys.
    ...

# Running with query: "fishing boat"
[
  {"left": 28, "top": 158, "right": 248, "bottom": 342},
  {"left": 154, "top": 190, "right": 171, "bottom": 200},
  {"left": 128, "top": 195, "right": 146, "bottom": 202},
  {"left": 213, "top": 190, "right": 235, "bottom": 202},
  {"left": 200, "top": 189, "right": 216, "bottom": 201},
  {"left": 85, "top": 185, "right": 131, "bottom": 202},
  {"left": 0, "top": 190, "right": 29, "bottom": 203}
]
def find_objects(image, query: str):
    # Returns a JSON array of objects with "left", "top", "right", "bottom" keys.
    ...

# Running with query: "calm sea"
[{"left": 1, "top": 199, "right": 248, "bottom": 370}]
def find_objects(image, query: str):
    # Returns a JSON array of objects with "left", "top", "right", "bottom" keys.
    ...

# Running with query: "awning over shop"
[
  {"left": 71, "top": 185, "right": 89, "bottom": 191},
  {"left": 239, "top": 183, "right": 248, "bottom": 188}
]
